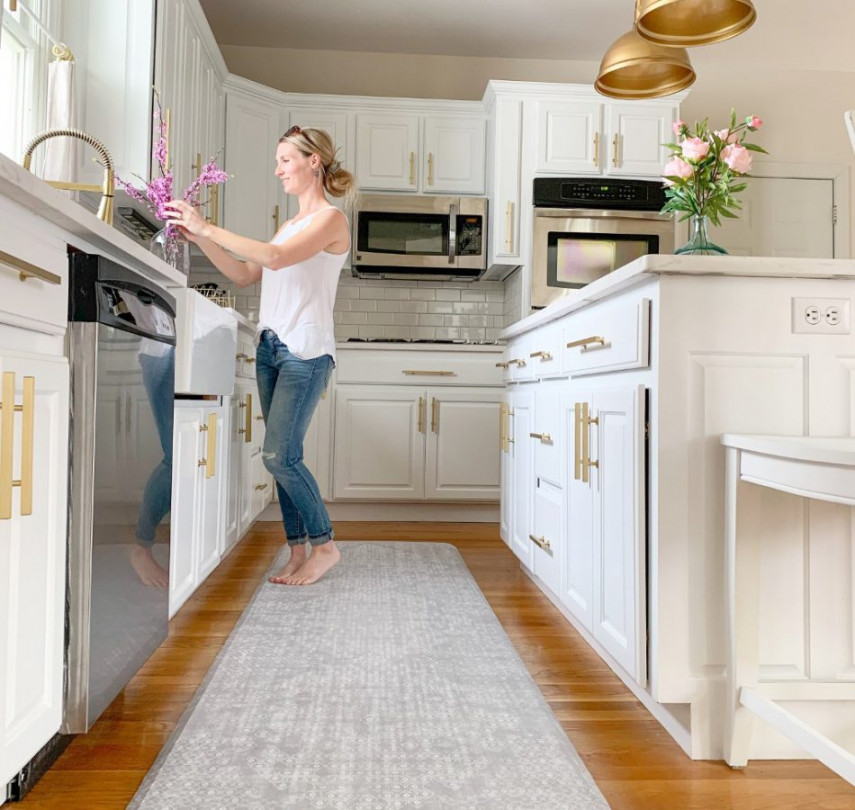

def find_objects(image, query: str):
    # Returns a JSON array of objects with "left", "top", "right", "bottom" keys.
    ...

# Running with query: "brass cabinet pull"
[
  {"left": 236, "top": 353, "right": 248, "bottom": 360},
  {"left": 239, "top": 400, "right": 247, "bottom": 408},
  {"left": 409, "top": 152, "right": 415, "bottom": 185},
  {"left": 0, "top": 248, "right": 62, "bottom": 286},
  {"left": 427, "top": 152, "right": 434, "bottom": 186},
  {"left": 0, "top": 373, "right": 35, "bottom": 519},
  {"left": 593, "top": 132, "right": 600, "bottom": 167},
  {"left": 206, "top": 412, "right": 217, "bottom": 479},
  {"left": 529, "top": 533, "right": 551, "bottom": 551},
  {"left": 612, "top": 133, "right": 620, "bottom": 167},
  {"left": 403, "top": 370, "right": 455, "bottom": 377},
  {"left": 199, "top": 424, "right": 208, "bottom": 431},
  {"left": 211, "top": 183, "right": 219, "bottom": 227},
  {"left": 272, "top": 203, "right": 280, "bottom": 233},
  {"left": 505, "top": 201, "right": 513, "bottom": 252},
  {"left": 566, "top": 336, "right": 606, "bottom": 351},
  {"left": 579, "top": 401, "right": 599, "bottom": 483},
  {"left": 495, "top": 361, "right": 510, "bottom": 369},
  {"left": 431, "top": 397, "right": 438, "bottom": 433},
  {"left": 574, "top": 402, "right": 582, "bottom": 481},
  {"left": 255, "top": 415, "right": 264, "bottom": 421},
  {"left": 245, "top": 358, "right": 256, "bottom": 364},
  {"left": 195, "top": 152, "right": 202, "bottom": 177},
  {"left": 255, "top": 483, "right": 269, "bottom": 491},
  {"left": 529, "top": 432, "right": 551, "bottom": 443},
  {"left": 417, "top": 396, "right": 426, "bottom": 434},
  {"left": 245, "top": 393, "right": 252, "bottom": 443},
  {"left": 198, "top": 459, "right": 207, "bottom": 467},
  {"left": 508, "top": 358, "right": 526, "bottom": 368},
  {"left": 529, "top": 350, "right": 552, "bottom": 361},
  {"left": 20, "top": 376, "right": 33, "bottom": 515}
]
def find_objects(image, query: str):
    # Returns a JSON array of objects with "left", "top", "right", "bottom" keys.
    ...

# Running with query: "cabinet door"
[
  {"left": 0, "top": 354, "right": 69, "bottom": 786},
  {"left": 532, "top": 480, "right": 562, "bottom": 596},
  {"left": 422, "top": 116, "right": 486, "bottom": 195},
  {"left": 536, "top": 101, "right": 604, "bottom": 175},
  {"left": 489, "top": 98, "right": 523, "bottom": 264},
  {"left": 196, "top": 408, "right": 223, "bottom": 582},
  {"left": 224, "top": 91, "right": 281, "bottom": 241},
  {"left": 424, "top": 387, "right": 501, "bottom": 500},
  {"left": 333, "top": 385, "right": 425, "bottom": 499},
  {"left": 356, "top": 114, "right": 419, "bottom": 191},
  {"left": 508, "top": 388, "right": 534, "bottom": 568},
  {"left": 591, "top": 385, "right": 646, "bottom": 684},
  {"left": 606, "top": 103, "right": 674, "bottom": 177},
  {"left": 499, "top": 397, "right": 513, "bottom": 545},
  {"left": 250, "top": 452, "right": 272, "bottom": 519},
  {"left": 175, "top": 11, "right": 201, "bottom": 199},
  {"left": 223, "top": 395, "right": 241, "bottom": 554},
  {"left": 236, "top": 386, "right": 254, "bottom": 535}
]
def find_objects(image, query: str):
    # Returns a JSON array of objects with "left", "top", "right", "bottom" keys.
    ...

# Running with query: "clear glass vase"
[
  {"left": 150, "top": 226, "right": 191, "bottom": 276},
  {"left": 675, "top": 214, "right": 728, "bottom": 256}
]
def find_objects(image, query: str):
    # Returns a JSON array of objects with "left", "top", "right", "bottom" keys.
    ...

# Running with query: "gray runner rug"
[{"left": 130, "top": 541, "right": 610, "bottom": 809}]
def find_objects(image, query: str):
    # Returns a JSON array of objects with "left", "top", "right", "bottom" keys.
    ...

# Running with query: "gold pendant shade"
[
  {"left": 595, "top": 28, "right": 695, "bottom": 99},
  {"left": 635, "top": 0, "right": 757, "bottom": 47}
]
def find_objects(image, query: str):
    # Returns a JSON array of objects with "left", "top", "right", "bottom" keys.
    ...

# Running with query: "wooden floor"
[{"left": 20, "top": 522, "right": 855, "bottom": 809}]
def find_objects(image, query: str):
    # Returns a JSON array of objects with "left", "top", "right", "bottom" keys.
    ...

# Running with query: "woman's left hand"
[{"left": 163, "top": 200, "right": 211, "bottom": 241}]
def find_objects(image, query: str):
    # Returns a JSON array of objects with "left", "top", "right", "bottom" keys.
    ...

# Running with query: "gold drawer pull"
[
  {"left": 255, "top": 415, "right": 264, "bottom": 421},
  {"left": 0, "top": 248, "right": 62, "bottom": 286},
  {"left": 198, "top": 459, "right": 207, "bottom": 467},
  {"left": 245, "top": 393, "right": 252, "bottom": 443},
  {"left": 255, "top": 483, "right": 269, "bottom": 491},
  {"left": 566, "top": 336, "right": 606, "bottom": 351},
  {"left": 530, "top": 350, "right": 552, "bottom": 361},
  {"left": 206, "top": 413, "right": 217, "bottom": 478},
  {"left": 529, "top": 534, "right": 551, "bottom": 551},
  {"left": 272, "top": 203, "right": 280, "bottom": 232},
  {"left": 0, "top": 373, "right": 35, "bottom": 519},
  {"left": 236, "top": 353, "right": 248, "bottom": 360},
  {"left": 417, "top": 396, "right": 426, "bottom": 434},
  {"left": 403, "top": 370, "right": 455, "bottom": 376},
  {"left": 612, "top": 133, "right": 620, "bottom": 167},
  {"left": 245, "top": 358, "right": 256, "bottom": 364},
  {"left": 529, "top": 432, "right": 552, "bottom": 443},
  {"left": 509, "top": 358, "right": 526, "bottom": 368},
  {"left": 427, "top": 152, "right": 434, "bottom": 186},
  {"left": 409, "top": 152, "right": 416, "bottom": 185},
  {"left": 495, "top": 361, "right": 510, "bottom": 369},
  {"left": 505, "top": 201, "right": 513, "bottom": 252},
  {"left": 431, "top": 397, "right": 438, "bottom": 433},
  {"left": 593, "top": 132, "right": 600, "bottom": 168}
]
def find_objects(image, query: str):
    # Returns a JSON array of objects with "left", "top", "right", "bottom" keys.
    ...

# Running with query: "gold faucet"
[{"left": 21, "top": 129, "right": 115, "bottom": 226}]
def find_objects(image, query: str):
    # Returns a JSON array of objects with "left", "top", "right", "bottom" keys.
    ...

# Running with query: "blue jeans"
[{"left": 255, "top": 330, "right": 334, "bottom": 546}]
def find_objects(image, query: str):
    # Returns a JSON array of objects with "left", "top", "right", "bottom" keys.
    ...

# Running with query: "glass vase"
[
  {"left": 150, "top": 226, "right": 191, "bottom": 276},
  {"left": 675, "top": 214, "right": 728, "bottom": 256}
]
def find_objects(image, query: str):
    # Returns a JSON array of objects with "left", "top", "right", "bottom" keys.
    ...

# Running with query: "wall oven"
[
  {"left": 352, "top": 194, "right": 487, "bottom": 281},
  {"left": 531, "top": 177, "right": 673, "bottom": 309}
]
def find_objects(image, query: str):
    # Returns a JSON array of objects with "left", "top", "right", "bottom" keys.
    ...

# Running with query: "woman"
[{"left": 165, "top": 126, "right": 355, "bottom": 586}]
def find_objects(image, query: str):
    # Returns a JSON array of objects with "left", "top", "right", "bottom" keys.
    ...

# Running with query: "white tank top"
[{"left": 256, "top": 206, "right": 348, "bottom": 362}]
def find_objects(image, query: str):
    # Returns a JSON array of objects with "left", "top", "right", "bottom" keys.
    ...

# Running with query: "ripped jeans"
[{"left": 255, "top": 329, "right": 334, "bottom": 546}]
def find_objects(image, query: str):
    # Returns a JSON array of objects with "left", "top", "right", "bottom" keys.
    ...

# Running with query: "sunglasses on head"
[{"left": 284, "top": 125, "right": 302, "bottom": 137}]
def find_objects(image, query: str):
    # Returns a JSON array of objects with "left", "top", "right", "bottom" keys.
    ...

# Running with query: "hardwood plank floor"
[{"left": 20, "top": 522, "right": 855, "bottom": 809}]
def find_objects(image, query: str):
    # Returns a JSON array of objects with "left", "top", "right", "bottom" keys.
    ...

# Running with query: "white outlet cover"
[{"left": 792, "top": 297, "right": 851, "bottom": 335}]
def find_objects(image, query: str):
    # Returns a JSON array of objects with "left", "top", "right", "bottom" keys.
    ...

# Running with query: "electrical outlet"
[{"left": 792, "top": 297, "right": 851, "bottom": 334}]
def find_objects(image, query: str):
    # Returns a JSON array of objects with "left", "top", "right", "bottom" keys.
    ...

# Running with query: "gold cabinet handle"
[
  {"left": 417, "top": 396, "right": 425, "bottom": 434},
  {"left": 236, "top": 353, "right": 248, "bottom": 360},
  {"left": 211, "top": 183, "right": 219, "bottom": 227},
  {"left": 574, "top": 402, "right": 582, "bottom": 481},
  {"left": 198, "top": 459, "right": 207, "bottom": 467},
  {"left": 272, "top": 203, "right": 280, "bottom": 233},
  {"left": 195, "top": 152, "right": 202, "bottom": 178},
  {"left": 431, "top": 397, "right": 438, "bottom": 433},
  {"left": 403, "top": 370, "right": 455, "bottom": 377},
  {"left": 20, "top": 376, "right": 33, "bottom": 516},
  {"left": 529, "top": 432, "right": 551, "bottom": 444},
  {"left": 579, "top": 401, "right": 599, "bottom": 483},
  {"left": 529, "top": 534, "right": 551, "bottom": 551},
  {"left": 495, "top": 361, "right": 510, "bottom": 369},
  {"left": 505, "top": 201, "right": 513, "bottom": 252},
  {"left": 255, "top": 415, "right": 264, "bottom": 421},
  {"left": 612, "top": 133, "right": 620, "bottom": 167},
  {"left": 255, "top": 483, "right": 269, "bottom": 491},
  {"left": 427, "top": 152, "right": 434, "bottom": 186},
  {"left": 510, "top": 358, "right": 526, "bottom": 368},
  {"left": 529, "top": 350, "right": 552, "bottom": 361},
  {"left": 566, "top": 336, "right": 606, "bottom": 351},
  {"left": 0, "top": 373, "right": 35, "bottom": 519},
  {"left": 593, "top": 132, "right": 600, "bottom": 168},
  {"left": 245, "top": 358, "right": 256, "bottom": 364},
  {"left": 409, "top": 152, "right": 415, "bottom": 186},
  {"left": 245, "top": 393, "right": 252, "bottom": 443},
  {"left": 0, "top": 248, "right": 62, "bottom": 286},
  {"left": 206, "top": 412, "right": 217, "bottom": 478}
]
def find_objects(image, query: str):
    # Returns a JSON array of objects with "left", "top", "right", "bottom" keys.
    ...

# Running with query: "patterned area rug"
[{"left": 130, "top": 542, "right": 610, "bottom": 809}]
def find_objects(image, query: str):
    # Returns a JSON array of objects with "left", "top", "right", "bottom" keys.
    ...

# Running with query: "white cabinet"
[
  {"left": 0, "top": 353, "right": 69, "bottom": 787},
  {"left": 487, "top": 97, "right": 523, "bottom": 265},
  {"left": 356, "top": 113, "right": 486, "bottom": 194},
  {"left": 508, "top": 387, "right": 534, "bottom": 568},
  {"left": 606, "top": 104, "right": 674, "bottom": 177},
  {"left": 169, "top": 402, "right": 227, "bottom": 618},
  {"left": 223, "top": 393, "right": 242, "bottom": 554},
  {"left": 536, "top": 100, "right": 604, "bottom": 175}
]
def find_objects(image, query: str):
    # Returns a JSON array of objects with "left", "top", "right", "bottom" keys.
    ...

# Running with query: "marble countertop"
[
  {"left": 0, "top": 152, "right": 187, "bottom": 290},
  {"left": 501, "top": 253, "right": 855, "bottom": 340}
]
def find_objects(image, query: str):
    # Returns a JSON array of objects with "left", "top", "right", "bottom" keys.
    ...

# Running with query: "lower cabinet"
[
  {"left": 169, "top": 401, "right": 227, "bottom": 619},
  {"left": 507, "top": 387, "right": 534, "bottom": 567},
  {"left": 0, "top": 352, "right": 69, "bottom": 786}
]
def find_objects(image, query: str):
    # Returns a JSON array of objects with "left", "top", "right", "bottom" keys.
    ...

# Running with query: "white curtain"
[{"left": 41, "top": 57, "right": 76, "bottom": 182}]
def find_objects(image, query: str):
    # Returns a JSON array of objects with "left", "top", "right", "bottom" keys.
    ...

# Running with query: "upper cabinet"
[
  {"left": 536, "top": 100, "right": 604, "bottom": 175},
  {"left": 421, "top": 116, "right": 486, "bottom": 195},
  {"left": 355, "top": 113, "right": 420, "bottom": 191}
]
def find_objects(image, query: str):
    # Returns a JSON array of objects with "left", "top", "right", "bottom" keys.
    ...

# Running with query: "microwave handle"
[{"left": 448, "top": 203, "right": 458, "bottom": 264}]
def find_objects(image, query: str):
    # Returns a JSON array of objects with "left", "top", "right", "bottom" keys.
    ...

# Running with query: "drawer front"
[
  {"left": 0, "top": 200, "right": 67, "bottom": 333},
  {"left": 531, "top": 482, "right": 561, "bottom": 595},
  {"left": 526, "top": 321, "right": 565, "bottom": 379},
  {"left": 336, "top": 349, "right": 504, "bottom": 386},
  {"left": 236, "top": 335, "right": 256, "bottom": 378},
  {"left": 532, "top": 389, "right": 561, "bottom": 486},
  {"left": 562, "top": 297, "right": 650, "bottom": 376}
]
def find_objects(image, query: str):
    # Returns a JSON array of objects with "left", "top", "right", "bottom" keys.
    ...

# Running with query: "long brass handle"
[
  {"left": 574, "top": 402, "right": 582, "bottom": 481},
  {"left": 195, "top": 152, "right": 202, "bottom": 176},
  {"left": 206, "top": 412, "right": 217, "bottom": 479},
  {"left": 580, "top": 402, "right": 600, "bottom": 483},
  {"left": 409, "top": 152, "right": 415, "bottom": 186},
  {"left": 566, "top": 336, "right": 606, "bottom": 350},
  {"left": 417, "top": 396, "right": 425, "bottom": 434},
  {"left": 495, "top": 361, "right": 510, "bottom": 369},
  {"left": 255, "top": 483, "right": 269, "bottom": 491},
  {"left": 530, "top": 350, "right": 552, "bottom": 361},
  {"left": 529, "top": 534, "right": 551, "bottom": 551},
  {"left": 510, "top": 358, "right": 526, "bottom": 368},
  {"left": 19, "top": 376, "right": 34, "bottom": 516},
  {"left": 505, "top": 201, "right": 513, "bottom": 252},
  {"left": 245, "top": 393, "right": 252, "bottom": 443},
  {"left": 431, "top": 397, "right": 438, "bottom": 433},
  {"left": 612, "top": 133, "right": 620, "bottom": 167},
  {"left": 403, "top": 370, "right": 455, "bottom": 377},
  {"left": 0, "top": 249, "right": 62, "bottom": 286},
  {"left": 593, "top": 132, "right": 600, "bottom": 168},
  {"left": 529, "top": 432, "right": 551, "bottom": 443},
  {"left": 427, "top": 152, "right": 434, "bottom": 186},
  {"left": 272, "top": 204, "right": 280, "bottom": 233},
  {"left": 211, "top": 183, "right": 219, "bottom": 227}
]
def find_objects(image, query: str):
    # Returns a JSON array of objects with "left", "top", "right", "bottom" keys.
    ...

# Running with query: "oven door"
[{"left": 531, "top": 208, "right": 674, "bottom": 309}]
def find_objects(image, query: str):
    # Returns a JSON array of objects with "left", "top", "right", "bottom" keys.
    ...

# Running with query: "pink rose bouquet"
[{"left": 661, "top": 110, "right": 766, "bottom": 227}]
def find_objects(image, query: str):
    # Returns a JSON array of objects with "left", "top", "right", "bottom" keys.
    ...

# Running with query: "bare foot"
[
  {"left": 269, "top": 544, "right": 308, "bottom": 584},
  {"left": 129, "top": 544, "right": 169, "bottom": 588},
  {"left": 284, "top": 542, "right": 341, "bottom": 585}
]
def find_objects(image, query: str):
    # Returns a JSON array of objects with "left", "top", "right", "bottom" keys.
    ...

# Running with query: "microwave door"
[{"left": 353, "top": 208, "right": 455, "bottom": 270}]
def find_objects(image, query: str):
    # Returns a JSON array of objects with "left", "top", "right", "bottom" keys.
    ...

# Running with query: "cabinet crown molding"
[{"left": 482, "top": 79, "right": 690, "bottom": 107}]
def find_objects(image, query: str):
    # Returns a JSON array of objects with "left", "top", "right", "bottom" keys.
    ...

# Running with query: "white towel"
[{"left": 41, "top": 58, "right": 76, "bottom": 182}]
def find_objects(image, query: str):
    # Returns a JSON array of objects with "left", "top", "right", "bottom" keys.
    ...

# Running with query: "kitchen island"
[{"left": 498, "top": 254, "right": 855, "bottom": 762}]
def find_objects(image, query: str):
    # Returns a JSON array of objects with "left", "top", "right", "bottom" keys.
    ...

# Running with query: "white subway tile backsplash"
[
  {"left": 350, "top": 299, "right": 378, "bottom": 312},
  {"left": 410, "top": 289, "right": 437, "bottom": 301},
  {"left": 340, "top": 312, "right": 368, "bottom": 325},
  {"left": 427, "top": 302, "right": 454, "bottom": 314},
  {"left": 410, "top": 326, "right": 437, "bottom": 340},
  {"left": 358, "top": 324, "right": 386, "bottom": 338},
  {"left": 383, "top": 325, "right": 411, "bottom": 339},
  {"left": 418, "top": 314, "right": 445, "bottom": 327},
  {"left": 435, "top": 289, "right": 461, "bottom": 302},
  {"left": 336, "top": 286, "right": 359, "bottom": 299},
  {"left": 460, "top": 290, "right": 486, "bottom": 303}
]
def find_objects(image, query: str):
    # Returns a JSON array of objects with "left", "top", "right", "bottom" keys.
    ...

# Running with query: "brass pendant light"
[
  {"left": 635, "top": 0, "right": 757, "bottom": 47},
  {"left": 595, "top": 26, "right": 695, "bottom": 100}
]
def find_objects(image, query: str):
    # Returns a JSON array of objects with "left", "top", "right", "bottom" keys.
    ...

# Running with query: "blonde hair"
[{"left": 279, "top": 126, "right": 358, "bottom": 210}]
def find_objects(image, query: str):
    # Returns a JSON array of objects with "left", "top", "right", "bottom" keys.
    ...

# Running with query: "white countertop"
[
  {"left": 335, "top": 341, "right": 504, "bottom": 352},
  {"left": 501, "top": 254, "right": 855, "bottom": 340},
  {"left": 0, "top": 152, "right": 187, "bottom": 289},
  {"left": 224, "top": 307, "right": 256, "bottom": 334}
]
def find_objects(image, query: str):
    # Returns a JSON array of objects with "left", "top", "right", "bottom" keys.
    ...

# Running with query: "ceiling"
[{"left": 198, "top": 0, "right": 855, "bottom": 71}]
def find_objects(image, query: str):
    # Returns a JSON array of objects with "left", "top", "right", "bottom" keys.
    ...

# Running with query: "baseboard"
[{"left": 257, "top": 502, "right": 499, "bottom": 523}]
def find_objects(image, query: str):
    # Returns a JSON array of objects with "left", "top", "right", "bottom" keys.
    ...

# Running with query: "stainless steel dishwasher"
[{"left": 65, "top": 253, "right": 176, "bottom": 732}]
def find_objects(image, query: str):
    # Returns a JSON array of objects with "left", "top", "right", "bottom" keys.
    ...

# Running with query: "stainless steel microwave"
[{"left": 351, "top": 194, "right": 488, "bottom": 281}]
